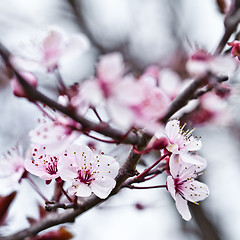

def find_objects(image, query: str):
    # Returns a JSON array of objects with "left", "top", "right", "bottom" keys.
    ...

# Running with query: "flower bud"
[
  {"left": 11, "top": 71, "right": 37, "bottom": 98},
  {"left": 152, "top": 137, "right": 169, "bottom": 150}
]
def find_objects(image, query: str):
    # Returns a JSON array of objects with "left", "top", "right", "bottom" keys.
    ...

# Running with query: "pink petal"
[
  {"left": 180, "top": 152, "right": 205, "bottom": 165},
  {"left": 175, "top": 193, "right": 191, "bottom": 221},
  {"left": 95, "top": 155, "right": 119, "bottom": 179},
  {"left": 75, "top": 182, "right": 92, "bottom": 197},
  {"left": 91, "top": 177, "right": 116, "bottom": 199},
  {"left": 182, "top": 180, "right": 209, "bottom": 202},
  {"left": 166, "top": 176, "right": 176, "bottom": 200}
]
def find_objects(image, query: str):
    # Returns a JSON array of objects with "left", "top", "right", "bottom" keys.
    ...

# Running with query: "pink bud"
[
  {"left": 228, "top": 40, "right": 240, "bottom": 60},
  {"left": 11, "top": 71, "right": 38, "bottom": 98},
  {"left": 152, "top": 137, "right": 169, "bottom": 150}
]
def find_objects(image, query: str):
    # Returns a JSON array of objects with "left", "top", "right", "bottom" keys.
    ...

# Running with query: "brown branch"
[
  {"left": 162, "top": 77, "right": 208, "bottom": 123},
  {"left": 215, "top": 0, "right": 240, "bottom": 54},
  {"left": 0, "top": 43, "right": 146, "bottom": 146}
]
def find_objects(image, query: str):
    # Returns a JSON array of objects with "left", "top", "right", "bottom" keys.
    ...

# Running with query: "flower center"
[
  {"left": 45, "top": 156, "right": 58, "bottom": 175},
  {"left": 77, "top": 169, "right": 94, "bottom": 185}
]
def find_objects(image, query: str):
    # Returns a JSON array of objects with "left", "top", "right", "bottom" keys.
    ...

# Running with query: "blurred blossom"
[
  {"left": 186, "top": 49, "right": 238, "bottom": 78},
  {"left": 11, "top": 26, "right": 89, "bottom": 72},
  {"left": 10, "top": 71, "right": 38, "bottom": 98},
  {"left": 0, "top": 146, "right": 25, "bottom": 195}
]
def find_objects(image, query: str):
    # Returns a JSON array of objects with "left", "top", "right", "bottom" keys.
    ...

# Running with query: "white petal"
[
  {"left": 169, "top": 154, "right": 181, "bottom": 178},
  {"left": 180, "top": 152, "right": 205, "bottom": 165},
  {"left": 91, "top": 177, "right": 116, "bottom": 199},
  {"left": 165, "top": 120, "right": 181, "bottom": 142},
  {"left": 166, "top": 176, "right": 176, "bottom": 201},
  {"left": 75, "top": 182, "right": 92, "bottom": 197},
  {"left": 96, "top": 155, "right": 119, "bottom": 179},
  {"left": 182, "top": 180, "right": 209, "bottom": 202},
  {"left": 185, "top": 136, "right": 202, "bottom": 151},
  {"left": 175, "top": 194, "right": 191, "bottom": 221}
]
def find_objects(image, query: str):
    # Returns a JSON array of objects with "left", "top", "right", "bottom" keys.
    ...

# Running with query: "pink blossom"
[
  {"left": 167, "top": 154, "right": 209, "bottom": 221},
  {"left": 228, "top": 40, "right": 240, "bottom": 60},
  {"left": 188, "top": 92, "right": 231, "bottom": 126},
  {"left": 58, "top": 144, "right": 119, "bottom": 199},
  {"left": 0, "top": 146, "right": 25, "bottom": 195},
  {"left": 157, "top": 119, "right": 205, "bottom": 165},
  {"left": 81, "top": 52, "right": 124, "bottom": 106},
  {"left": 108, "top": 76, "right": 170, "bottom": 130},
  {"left": 41, "top": 27, "right": 89, "bottom": 71},
  {"left": 24, "top": 145, "right": 59, "bottom": 181},
  {"left": 11, "top": 27, "right": 89, "bottom": 72},
  {"left": 11, "top": 71, "right": 37, "bottom": 98},
  {"left": 29, "top": 120, "right": 80, "bottom": 155},
  {"left": 186, "top": 50, "right": 237, "bottom": 78}
]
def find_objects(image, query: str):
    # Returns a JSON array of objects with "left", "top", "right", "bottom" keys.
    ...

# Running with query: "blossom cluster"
[
  {"left": 25, "top": 144, "right": 119, "bottom": 199},
  {"left": 3, "top": 25, "right": 240, "bottom": 227},
  {"left": 156, "top": 119, "right": 209, "bottom": 220}
]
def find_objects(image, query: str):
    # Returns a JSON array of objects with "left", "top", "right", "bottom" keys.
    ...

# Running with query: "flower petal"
[
  {"left": 175, "top": 193, "right": 191, "bottom": 221},
  {"left": 166, "top": 176, "right": 176, "bottom": 201},
  {"left": 91, "top": 177, "right": 116, "bottom": 199},
  {"left": 75, "top": 182, "right": 92, "bottom": 197}
]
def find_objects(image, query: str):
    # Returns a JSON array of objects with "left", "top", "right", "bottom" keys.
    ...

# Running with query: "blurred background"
[{"left": 1, "top": 0, "right": 240, "bottom": 239}]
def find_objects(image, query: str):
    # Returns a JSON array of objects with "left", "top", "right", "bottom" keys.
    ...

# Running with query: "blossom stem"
[
  {"left": 26, "top": 176, "right": 49, "bottom": 202},
  {"left": 34, "top": 102, "right": 55, "bottom": 121},
  {"left": 91, "top": 107, "right": 103, "bottom": 122},
  {"left": 133, "top": 145, "right": 151, "bottom": 154},
  {"left": 127, "top": 184, "right": 167, "bottom": 190},
  {"left": 83, "top": 132, "right": 117, "bottom": 144},
  {"left": 55, "top": 68, "right": 67, "bottom": 94},
  {"left": 58, "top": 182, "right": 73, "bottom": 202},
  {"left": 143, "top": 173, "right": 159, "bottom": 181},
  {"left": 136, "top": 153, "right": 169, "bottom": 180}
]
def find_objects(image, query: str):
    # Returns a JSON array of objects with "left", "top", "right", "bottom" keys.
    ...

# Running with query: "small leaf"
[{"left": 0, "top": 191, "right": 17, "bottom": 225}]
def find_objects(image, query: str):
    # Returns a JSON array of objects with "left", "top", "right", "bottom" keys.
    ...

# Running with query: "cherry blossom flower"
[
  {"left": 11, "top": 26, "right": 89, "bottom": 72},
  {"left": 30, "top": 96, "right": 81, "bottom": 154},
  {"left": 156, "top": 119, "right": 205, "bottom": 165},
  {"left": 81, "top": 52, "right": 124, "bottom": 106},
  {"left": 58, "top": 144, "right": 119, "bottom": 199},
  {"left": 24, "top": 145, "right": 59, "bottom": 181},
  {"left": 41, "top": 27, "right": 89, "bottom": 71},
  {"left": 228, "top": 40, "right": 240, "bottom": 60},
  {"left": 11, "top": 71, "right": 38, "bottom": 98},
  {"left": 29, "top": 120, "right": 80, "bottom": 155},
  {"left": 186, "top": 50, "right": 237, "bottom": 78},
  {"left": 108, "top": 75, "right": 170, "bottom": 130},
  {"left": 0, "top": 146, "right": 25, "bottom": 195},
  {"left": 188, "top": 92, "right": 231, "bottom": 126},
  {"left": 167, "top": 154, "right": 209, "bottom": 221}
]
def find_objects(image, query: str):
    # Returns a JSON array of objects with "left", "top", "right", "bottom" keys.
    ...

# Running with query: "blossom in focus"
[
  {"left": 0, "top": 146, "right": 25, "bottom": 195},
  {"left": 228, "top": 40, "right": 240, "bottom": 60},
  {"left": 167, "top": 154, "right": 209, "bottom": 221},
  {"left": 11, "top": 71, "right": 38, "bottom": 98},
  {"left": 58, "top": 144, "right": 119, "bottom": 199},
  {"left": 24, "top": 145, "right": 59, "bottom": 181},
  {"left": 186, "top": 49, "right": 237, "bottom": 78},
  {"left": 156, "top": 119, "right": 205, "bottom": 165}
]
